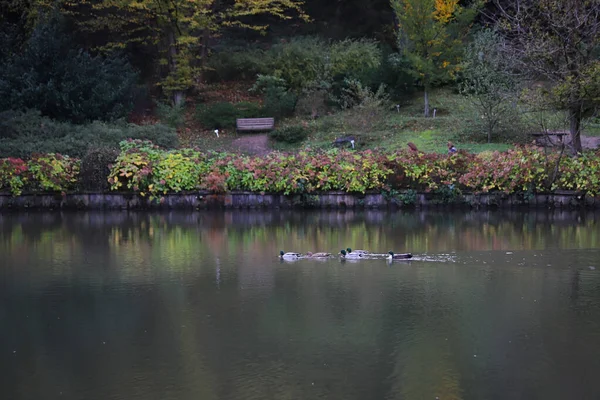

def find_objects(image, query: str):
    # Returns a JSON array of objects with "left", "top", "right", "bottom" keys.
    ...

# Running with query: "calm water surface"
[{"left": 1, "top": 210, "right": 600, "bottom": 400}]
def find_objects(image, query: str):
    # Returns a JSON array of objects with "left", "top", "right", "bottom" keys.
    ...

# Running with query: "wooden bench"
[
  {"left": 236, "top": 118, "right": 275, "bottom": 134},
  {"left": 531, "top": 131, "right": 570, "bottom": 146}
]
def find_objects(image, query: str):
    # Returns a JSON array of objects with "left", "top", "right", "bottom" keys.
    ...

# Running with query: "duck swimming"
[
  {"left": 346, "top": 248, "right": 369, "bottom": 255},
  {"left": 280, "top": 251, "right": 302, "bottom": 260},
  {"left": 340, "top": 249, "right": 363, "bottom": 259},
  {"left": 387, "top": 251, "right": 413, "bottom": 260},
  {"left": 306, "top": 252, "right": 331, "bottom": 258}
]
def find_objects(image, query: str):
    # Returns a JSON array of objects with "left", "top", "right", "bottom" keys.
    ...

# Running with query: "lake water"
[{"left": 1, "top": 210, "right": 600, "bottom": 400}]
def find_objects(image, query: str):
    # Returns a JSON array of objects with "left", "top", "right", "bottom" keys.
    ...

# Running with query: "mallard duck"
[
  {"left": 346, "top": 247, "right": 369, "bottom": 255},
  {"left": 306, "top": 252, "right": 331, "bottom": 258},
  {"left": 387, "top": 251, "right": 413, "bottom": 260},
  {"left": 280, "top": 250, "right": 302, "bottom": 260},
  {"left": 340, "top": 249, "right": 363, "bottom": 259}
]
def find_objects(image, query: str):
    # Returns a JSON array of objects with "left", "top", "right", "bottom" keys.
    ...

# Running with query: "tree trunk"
[
  {"left": 569, "top": 108, "right": 582, "bottom": 153},
  {"left": 167, "top": 30, "right": 185, "bottom": 106},
  {"left": 424, "top": 89, "right": 430, "bottom": 118}
]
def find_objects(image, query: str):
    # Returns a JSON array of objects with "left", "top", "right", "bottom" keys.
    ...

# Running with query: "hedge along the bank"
[
  {"left": 105, "top": 140, "right": 600, "bottom": 197},
  {"left": 107, "top": 140, "right": 393, "bottom": 197},
  {"left": 3, "top": 140, "right": 600, "bottom": 197},
  {"left": 0, "top": 154, "right": 80, "bottom": 195}
]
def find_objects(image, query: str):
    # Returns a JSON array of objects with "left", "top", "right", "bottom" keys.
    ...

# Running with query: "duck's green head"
[
  {"left": 388, "top": 251, "right": 394, "bottom": 256},
  {"left": 280, "top": 250, "right": 285, "bottom": 256},
  {"left": 340, "top": 249, "right": 347, "bottom": 256},
  {"left": 346, "top": 248, "right": 352, "bottom": 253}
]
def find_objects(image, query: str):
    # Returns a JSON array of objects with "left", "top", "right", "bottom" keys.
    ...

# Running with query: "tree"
[
  {"left": 390, "top": 0, "right": 479, "bottom": 117},
  {"left": 492, "top": 0, "right": 600, "bottom": 153},
  {"left": 0, "top": 13, "right": 138, "bottom": 123},
  {"left": 73, "top": 0, "right": 308, "bottom": 105},
  {"left": 460, "top": 28, "right": 518, "bottom": 142}
]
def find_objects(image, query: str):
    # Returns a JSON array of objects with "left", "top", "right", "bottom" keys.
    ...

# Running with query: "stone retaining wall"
[{"left": 0, "top": 191, "right": 598, "bottom": 210}]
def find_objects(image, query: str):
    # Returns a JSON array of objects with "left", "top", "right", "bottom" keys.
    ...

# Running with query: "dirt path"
[
  {"left": 231, "top": 134, "right": 271, "bottom": 156},
  {"left": 582, "top": 135, "right": 600, "bottom": 150}
]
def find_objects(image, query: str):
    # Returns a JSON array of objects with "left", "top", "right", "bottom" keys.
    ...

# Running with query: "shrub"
[
  {"left": 329, "top": 39, "right": 382, "bottom": 81},
  {"left": 79, "top": 147, "right": 120, "bottom": 191},
  {"left": 458, "top": 146, "right": 556, "bottom": 193},
  {"left": 196, "top": 101, "right": 263, "bottom": 129},
  {"left": 0, "top": 110, "right": 178, "bottom": 158},
  {"left": 268, "top": 37, "right": 329, "bottom": 92},
  {"left": 204, "top": 45, "right": 270, "bottom": 82},
  {"left": 0, "top": 157, "right": 29, "bottom": 195},
  {"left": 250, "top": 75, "right": 297, "bottom": 118},
  {"left": 554, "top": 150, "right": 600, "bottom": 195},
  {"left": 27, "top": 153, "right": 80, "bottom": 192},
  {"left": 155, "top": 101, "right": 186, "bottom": 128},
  {"left": 0, "top": 14, "right": 138, "bottom": 123},
  {"left": 269, "top": 125, "right": 309, "bottom": 144}
]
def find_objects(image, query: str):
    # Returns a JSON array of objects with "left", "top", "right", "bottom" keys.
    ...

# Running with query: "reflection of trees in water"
[
  {"left": 3, "top": 211, "right": 600, "bottom": 399},
  {"left": 2, "top": 210, "right": 600, "bottom": 283}
]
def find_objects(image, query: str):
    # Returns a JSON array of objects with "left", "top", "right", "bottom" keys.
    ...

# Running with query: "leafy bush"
[
  {"left": 205, "top": 46, "right": 270, "bottom": 82},
  {"left": 268, "top": 37, "right": 329, "bottom": 92},
  {"left": 329, "top": 39, "right": 382, "bottom": 81},
  {"left": 6, "top": 142, "right": 600, "bottom": 197},
  {"left": 0, "top": 14, "right": 138, "bottom": 123},
  {"left": 27, "top": 153, "right": 80, "bottom": 192},
  {"left": 554, "top": 150, "right": 600, "bottom": 195},
  {"left": 330, "top": 80, "right": 391, "bottom": 133},
  {"left": 0, "top": 157, "right": 29, "bottom": 195},
  {"left": 458, "top": 146, "right": 556, "bottom": 193},
  {"left": 459, "top": 29, "right": 519, "bottom": 143},
  {"left": 269, "top": 125, "right": 309, "bottom": 144},
  {"left": 155, "top": 101, "right": 186, "bottom": 128},
  {"left": 0, "top": 110, "right": 178, "bottom": 158},
  {"left": 250, "top": 75, "right": 297, "bottom": 118},
  {"left": 205, "top": 37, "right": 384, "bottom": 95},
  {"left": 196, "top": 101, "right": 263, "bottom": 129},
  {"left": 79, "top": 147, "right": 120, "bottom": 191}
]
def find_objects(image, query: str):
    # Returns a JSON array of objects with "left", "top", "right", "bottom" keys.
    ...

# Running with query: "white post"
[
  {"left": 350, "top": 139, "right": 355, "bottom": 149},
  {"left": 214, "top": 129, "right": 219, "bottom": 138}
]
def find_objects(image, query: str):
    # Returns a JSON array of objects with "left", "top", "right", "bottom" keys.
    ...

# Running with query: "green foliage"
[
  {"left": 196, "top": 101, "right": 263, "bottom": 129},
  {"left": 459, "top": 146, "right": 556, "bottom": 194},
  {"left": 107, "top": 140, "right": 162, "bottom": 193},
  {"left": 207, "top": 37, "right": 383, "bottom": 93},
  {"left": 329, "top": 79, "right": 391, "bottom": 133},
  {"left": 554, "top": 150, "right": 600, "bottom": 195},
  {"left": 268, "top": 37, "right": 330, "bottom": 92},
  {"left": 329, "top": 39, "right": 382, "bottom": 81},
  {"left": 251, "top": 75, "right": 297, "bottom": 118},
  {"left": 205, "top": 46, "right": 269, "bottom": 82},
  {"left": 155, "top": 101, "right": 186, "bottom": 129},
  {"left": 27, "top": 153, "right": 80, "bottom": 192},
  {"left": 390, "top": 0, "right": 479, "bottom": 116},
  {"left": 459, "top": 29, "right": 518, "bottom": 142},
  {"left": 76, "top": 0, "right": 308, "bottom": 104},
  {"left": 0, "top": 14, "right": 138, "bottom": 123},
  {"left": 79, "top": 147, "right": 120, "bottom": 191},
  {"left": 0, "top": 157, "right": 28, "bottom": 195},
  {"left": 7, "top": 142, "right": 600, "bottom": 197},
  {"left": 0, "top": 110, "right": 178, "bottom": 158},
  {"left": 269, "top": 125, "right": 309, "bottom": 144},
  {"left": 382, "top": 188, "right": 418, "bottom": 207}
]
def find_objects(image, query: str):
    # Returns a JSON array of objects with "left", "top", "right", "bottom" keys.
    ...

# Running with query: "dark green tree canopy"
[{"left": 0, "top": 14, "right": 139, "bottom": 124}]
